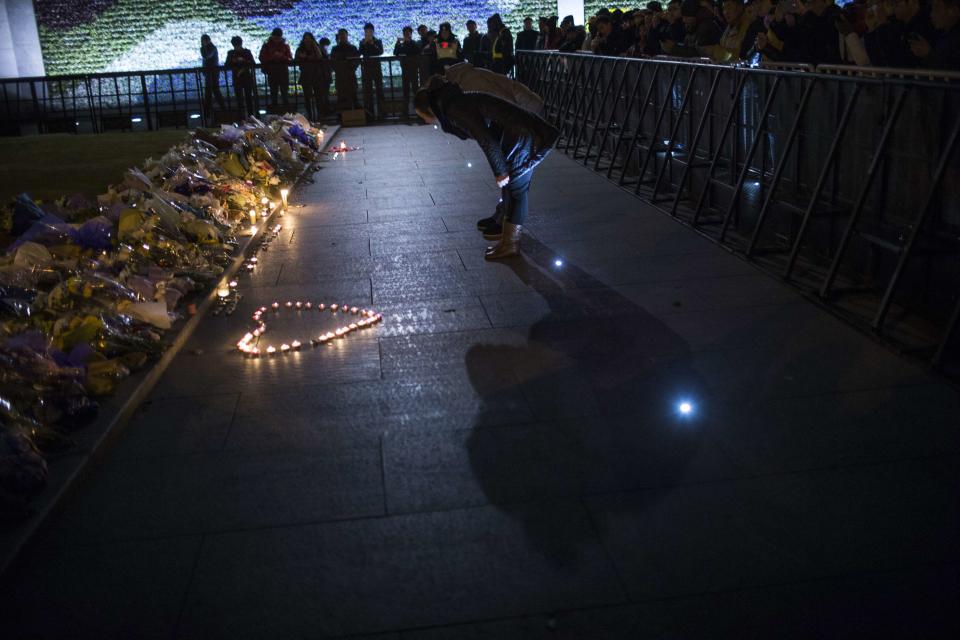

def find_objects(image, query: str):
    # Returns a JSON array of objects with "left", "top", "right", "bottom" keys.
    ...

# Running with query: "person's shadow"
[{"left": 465, "top": 236, "right": 708, "bottom": 568}]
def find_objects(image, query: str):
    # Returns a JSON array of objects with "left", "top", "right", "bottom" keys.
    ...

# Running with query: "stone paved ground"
[{"left": 2, "top": 124, "right": 959, "bottom": 639}]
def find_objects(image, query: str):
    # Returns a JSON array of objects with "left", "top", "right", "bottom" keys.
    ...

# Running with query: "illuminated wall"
[{"left": 33, "top": 0, "right": 563, "bottom": 75}]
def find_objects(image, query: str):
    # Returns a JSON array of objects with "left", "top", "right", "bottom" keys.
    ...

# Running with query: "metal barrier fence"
[
  {"left": 0, "top": 58, "right": 432, "bottom": 134},
  {"left": 516, "top": 51, "right": 960, "bottom": 372}
]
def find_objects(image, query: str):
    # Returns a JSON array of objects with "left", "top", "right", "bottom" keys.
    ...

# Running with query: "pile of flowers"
[{"left": 0, "top": 114, "right": 324, "bottom": 517}]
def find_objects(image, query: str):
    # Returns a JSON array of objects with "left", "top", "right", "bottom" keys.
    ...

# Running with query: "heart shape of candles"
[{"left": 236, "top": 301, "right": 382, "bottom": 358}]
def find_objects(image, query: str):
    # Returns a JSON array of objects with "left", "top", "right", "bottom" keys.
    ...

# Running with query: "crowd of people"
[
  {"left": 568, "top": 0, "right": 958, "bottom": 69},
  {"left": 194, "top": 1, "right": 958, "bottom": 122}
]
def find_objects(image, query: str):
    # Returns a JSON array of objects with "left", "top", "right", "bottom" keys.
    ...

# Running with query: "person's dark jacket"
[
  {"left": 393, "top": 39, "right": 422, "bottom": 56},
  {"left": 331, "top": 42, "right": 360, "bottom": 60},
  {"left": 481, "top": 28, "right": 514, "bottom": 73},
  {"left": 926, "top": 22, "right": 960, "bottom": 70},
  {"left": 296, "top": 41, "right": 325, "bottom": 84},
  {"left": 426, "top": 80, "right": 559, "bottom": 179},
  {"left": 558, "top": 27, "right": 586, "bottom": 52},
  {"left": 597, "top": 25, "right": 637, "bottom": 56},
  {"left": 225, "top": 47, "right": 255, "bottom": 85},
  {"left": 463, "top": 31, "right": 483, "bottom": 63},
  {"left": 775, "top": 6, "right": 843, "bottom": 64},
  {"left": 515, "top": 27, "right": 539, "bottom": 50},
  {"left": 671, "top": 9, "right": 723, "bottom": 57},
  {"left": 201, "top": 42, "right": 219, "bottom": 70},
  {"left": 429, "top": 35, "right": 464, "bottom": 73},
  {"left": 259, "top": 36, "right": 293, "bottom": 77},
  {"left": 865, "top": 10, "right": 936, "bottom": 68},
  {"left": 358, "top": 37, "right": 384, "bottom": 57}
]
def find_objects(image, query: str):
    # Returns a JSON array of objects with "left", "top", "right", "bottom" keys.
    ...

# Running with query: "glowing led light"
[
  {"left": 189, "top": 113, "right": 201, "bottom": 119},
  {"left": 280, "top": 188, "right": 290, "bottom": 208},
  {"left": 554, "top": 259, "right": 564, "bottom": 267},
  {"left": 131, "top": 117, "right": 143, "bottom": 123},
  {"left": 678, "top": 401, "right": 694, "bottom": 416},
  {"left": 258, "top": 109, "right": 267, "bottom": 115},
  {"left": 467, "top": 162, "right": 472, "bottom": 168}
]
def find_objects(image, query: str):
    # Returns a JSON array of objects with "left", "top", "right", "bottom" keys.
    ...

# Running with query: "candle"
[
  {"left": 271, "top": 302, "right": 280, "bottom": 310},
  {"left": 217, "top": 286, "right": 230, "bottom": 298},
  {"left": 291, "top": 340, "right": 302, "bottom": 350},
  {"left": 266, "top": 346, "right": 277, "bottom": 355},
  {"left": 280, "top": 188, "right": 289, "bottom": 208},
  {"left": 261, "top": 197, "right": 269, "bottom": 206},
  {"left": 249, "top": 209, "right": 257, "bottom": 225},
  {"left": 280, "top": 343, "right": 290, "bottom": 353}
]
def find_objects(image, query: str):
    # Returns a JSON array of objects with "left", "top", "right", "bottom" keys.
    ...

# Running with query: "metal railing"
[
  {"left": 516, "top": 51, "right": 960, "bottom": 372},
  {"left": 0, "top": 57, "right": 437, "bottom": 134}
]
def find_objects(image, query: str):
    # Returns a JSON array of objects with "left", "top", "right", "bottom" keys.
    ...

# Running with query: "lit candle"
[
  {"left": 280, "top": 188, "right": 289, "bottom": 208},
  {"left": 318, "top": 303, "right": 326, "bottom": 310},
  {"left": 271, "top": 302, "right": 280, "bottom": 310},
  {"left": 229, "top": 280, "right": 238, "bottom": 288},
  {"left": 249, "top": 209, "right": 257, "bottom": 225},
  {"left": 350, "top": 307, "right": 358, "bottom": 315},
  {"left": 217, "top": 286, "right": 230, "bottom": 298},
  {"left": 291, "top": 340, "right": 302, "bottom": 350},
  {"left": 295, "top": 301, "right": 303, "bottom": 309},
  {"left": 261, "top": 197, "right": 269, "bottom": 206},
  {"left": 305, "top": 302, "right": 312, "bottom": 309},
  {"left": 330, "top": 304, "right": 338, "bottom": 311},
  {"left": 266, "top": 346, "right": 277, "bottom": 355},
  {"left": 280, "top": 343, "right": 290, "bottom": 353},
  {"left": 285, "top": 301, "right": 293, "bottom": 308}
]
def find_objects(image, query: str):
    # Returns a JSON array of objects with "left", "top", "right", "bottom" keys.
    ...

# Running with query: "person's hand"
[
  {"left": 661, "top": 39, "right": 675, "bottom": 53},
  {"left": 909, "top": 35, "right": 931, "bottom": 59},
  {"left": 496, "top": 175, "right": 510, "bottom": 188}
]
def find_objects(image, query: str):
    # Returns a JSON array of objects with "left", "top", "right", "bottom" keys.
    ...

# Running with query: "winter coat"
[
  {"left": 463, "top": 32, "right": 483, "bottom": 64},
  {"left": 425, "top": 80, "right": 558, "bottom": 179},
  {"left": 259, "top": 36, "right": 293, "bottom": 77},
  {"left": 201, "top": 42, "right": 220, "bottom": 70},
  {"left": 358, "top": 37, "right": 384, "bottom": 57},
  {"left": 296, "top": 40, "right": 326, "bottom": 84},
  {"left": 444, "top": 62, "right": 544, "bottom": 114},
  {"left": 225, "top": 47, "right": 255, "bottom": 85},
  {"left": 429, "top": 36, "right": 464, "bottom": 73},
  {"left": 515, "top": 28, "right": 539, "bottom": 51}
]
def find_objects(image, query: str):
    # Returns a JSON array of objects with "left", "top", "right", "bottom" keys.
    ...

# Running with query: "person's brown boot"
[{"left": 484, "top": 222, "right": 522, "bottom": 260}]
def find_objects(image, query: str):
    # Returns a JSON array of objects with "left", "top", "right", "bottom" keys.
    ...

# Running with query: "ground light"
[
  {"left": 676, "top": 400, "right": 695, "bottom": 419},
  {"left": 554, "top": 259, "right": 564, "bottom": 267}
]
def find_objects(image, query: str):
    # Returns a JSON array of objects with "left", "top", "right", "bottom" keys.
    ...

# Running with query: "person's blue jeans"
[{"left": 504, "top": 169, "right": 533, "bottom": 225}]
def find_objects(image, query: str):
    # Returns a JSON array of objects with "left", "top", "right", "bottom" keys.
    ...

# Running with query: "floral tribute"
[{"left": 0, "top": 114, "right": 324, "bottom": 511}]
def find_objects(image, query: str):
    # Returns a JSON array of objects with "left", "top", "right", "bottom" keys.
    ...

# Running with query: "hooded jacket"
[
  {"left": 443, "top": 62, "right": 544, "bottom": 114},
  {"left": 426, "top": 80, "right": 558, "bottom": 179}
]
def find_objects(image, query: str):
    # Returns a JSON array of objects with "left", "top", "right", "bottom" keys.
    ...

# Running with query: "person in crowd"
[
  {"left": 661, "top": 0, "right": 722, "bottom": 57},
  {"left": 547, "top": 16, "right": 565, "bottom": 47},
  {"left": 394, "top": 25, "right": 422, "bottom": 116},
  {"left": 516, "top": 17, "right": 540, "bottom": 50},
  {"left": 421, "top": 30, "right": 439, "bottom": 85},
  {"left": 358, "top": 22, "right": 386, "bottom": 119},
  {"left": 583, "top": 16, "right": 599, "bottom": 50},
  {"left": 864, "top": 0, "right": 936, "bottom": 68},
  {"left": 907, "top": 0, "right": 960, "bottom": 68},
  {"left": 200, "top": 34, "right": 226, "bottom": 120},
  {"left": 429, "top": 22, "right": 464, "bottom": 74},
  {"left": 259, "top": 28, "right": 293, "bottom": 112},
  {"left": 483, "top": 14, "right": 515, "bottom": 74},
  {"left": 594, "top": 15, "right": 636, "bottom": 55},
  {"left": 713, "top": 0, "right": 757, "bottom": 60},
  {"left": 463, "top": 20, "right": 484, "bottom": 64},
  {"left": 414, "top": 76, "right": 559, "bottom": 260},
  {"left": 331, "top": 28, "right": 360, "bottom": 110},
  {"left": 559, "top": 22, "right": 588, "bottom": 51},
  {"left": 295, "top": 32, "right": 325, "bottom": 121},
  {"left": 317, "top": 37, "right": 333, "bottom": 117},
  {"left": 417, "top": 24, "right": 430, "bottom": 50},
  {"left": 225, "top": 36, "right": 256, "bottom": 118}
]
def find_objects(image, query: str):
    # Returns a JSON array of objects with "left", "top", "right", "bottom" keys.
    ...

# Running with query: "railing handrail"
[{"left": 0, "top": 56, "right": 421, "bottom": 85}]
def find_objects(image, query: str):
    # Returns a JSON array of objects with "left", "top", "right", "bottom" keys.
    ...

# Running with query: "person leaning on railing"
[
  {"left": 863, "top": 0, "right": 937, "bottom": 68},
  {"left": 259, "top": 28, "right": 293, "bottom": 113},
  {"left": 295, "top": 32, "right": 326, "bottom": 121},
  {"left": 660, "top": 0, "right": 722, "bottom": 57},
  {"left": 331, "top": 29, "right": 361, "bottom": 111},
  {"left": 907, "top": 0, "right": 960, "bottom": 69},
  {"left": 225, "top": 36, "right": 256, "bottom": 118},
  {"left": 428, "top": 22, "right": 464, "bottom": 75}
]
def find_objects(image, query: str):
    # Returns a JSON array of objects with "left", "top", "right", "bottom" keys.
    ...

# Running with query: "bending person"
[
  {"left": 415, "top": 77, "right": 558, "bottom": 260},
  {"left": 443, "top": 61, "right": 545, "bottom": 240}
]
